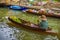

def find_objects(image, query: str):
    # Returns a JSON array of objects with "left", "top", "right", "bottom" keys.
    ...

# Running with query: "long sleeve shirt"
[{"left": 39, "top": 20, "right": 48, "bottom": 29}]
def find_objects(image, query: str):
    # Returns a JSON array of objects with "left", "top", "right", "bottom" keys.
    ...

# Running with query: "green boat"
[{"left": 8, "top": 16, "right": 58, "bottom": 36}]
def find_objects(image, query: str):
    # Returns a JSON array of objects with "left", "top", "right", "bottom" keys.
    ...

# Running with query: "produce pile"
[{"left": 10, "top": 16, "right": 22, "bottom": 23}]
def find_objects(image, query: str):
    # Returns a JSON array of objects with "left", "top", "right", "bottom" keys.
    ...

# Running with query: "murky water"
[
  {"left": 0, "top": 8, "right": 60, "bottom": 40},
  {"left": 0, "top": 22, "right": 17, "bottom": 40}
]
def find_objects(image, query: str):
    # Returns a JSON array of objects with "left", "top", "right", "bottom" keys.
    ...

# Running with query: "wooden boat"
[
  {"left": 8, "top": 16, "right": 58, "bottom": 35},
  {"left": 6, "top": 4, "right": 41, "bottom": 10},
  {"left": 25, "top": 9, "right": 60, "bottom": 18}
]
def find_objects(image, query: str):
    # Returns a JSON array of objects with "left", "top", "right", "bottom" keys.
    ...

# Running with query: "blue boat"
[{"left": 9, "top": 5, "right": 28, "bottom": 11}]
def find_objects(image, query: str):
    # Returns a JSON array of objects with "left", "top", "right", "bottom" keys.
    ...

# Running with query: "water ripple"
[{"left": 0, "top": 22, "right": 16, "bottom": 40}]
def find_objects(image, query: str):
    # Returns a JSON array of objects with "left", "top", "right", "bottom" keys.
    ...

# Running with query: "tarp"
[{"left": 9, "top": 5, "right": 28, "bottom": 11}]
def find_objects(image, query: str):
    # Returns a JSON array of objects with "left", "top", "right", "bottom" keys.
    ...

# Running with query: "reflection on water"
[
  {"left": 0, "top": 8, "right": 59, "bottom": 40},
  {"left": 0, "top": 22, "right": 16, "bottom": 40}
]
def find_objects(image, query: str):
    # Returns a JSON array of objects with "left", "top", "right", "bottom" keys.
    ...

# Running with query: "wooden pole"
[{"left": 19, "top": 0, "right": 21, "bottom": 6}]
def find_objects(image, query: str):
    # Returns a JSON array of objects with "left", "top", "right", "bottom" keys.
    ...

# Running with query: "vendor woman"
[{"left": 38, "top": 15, "right": 49, "bottom": 31}]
